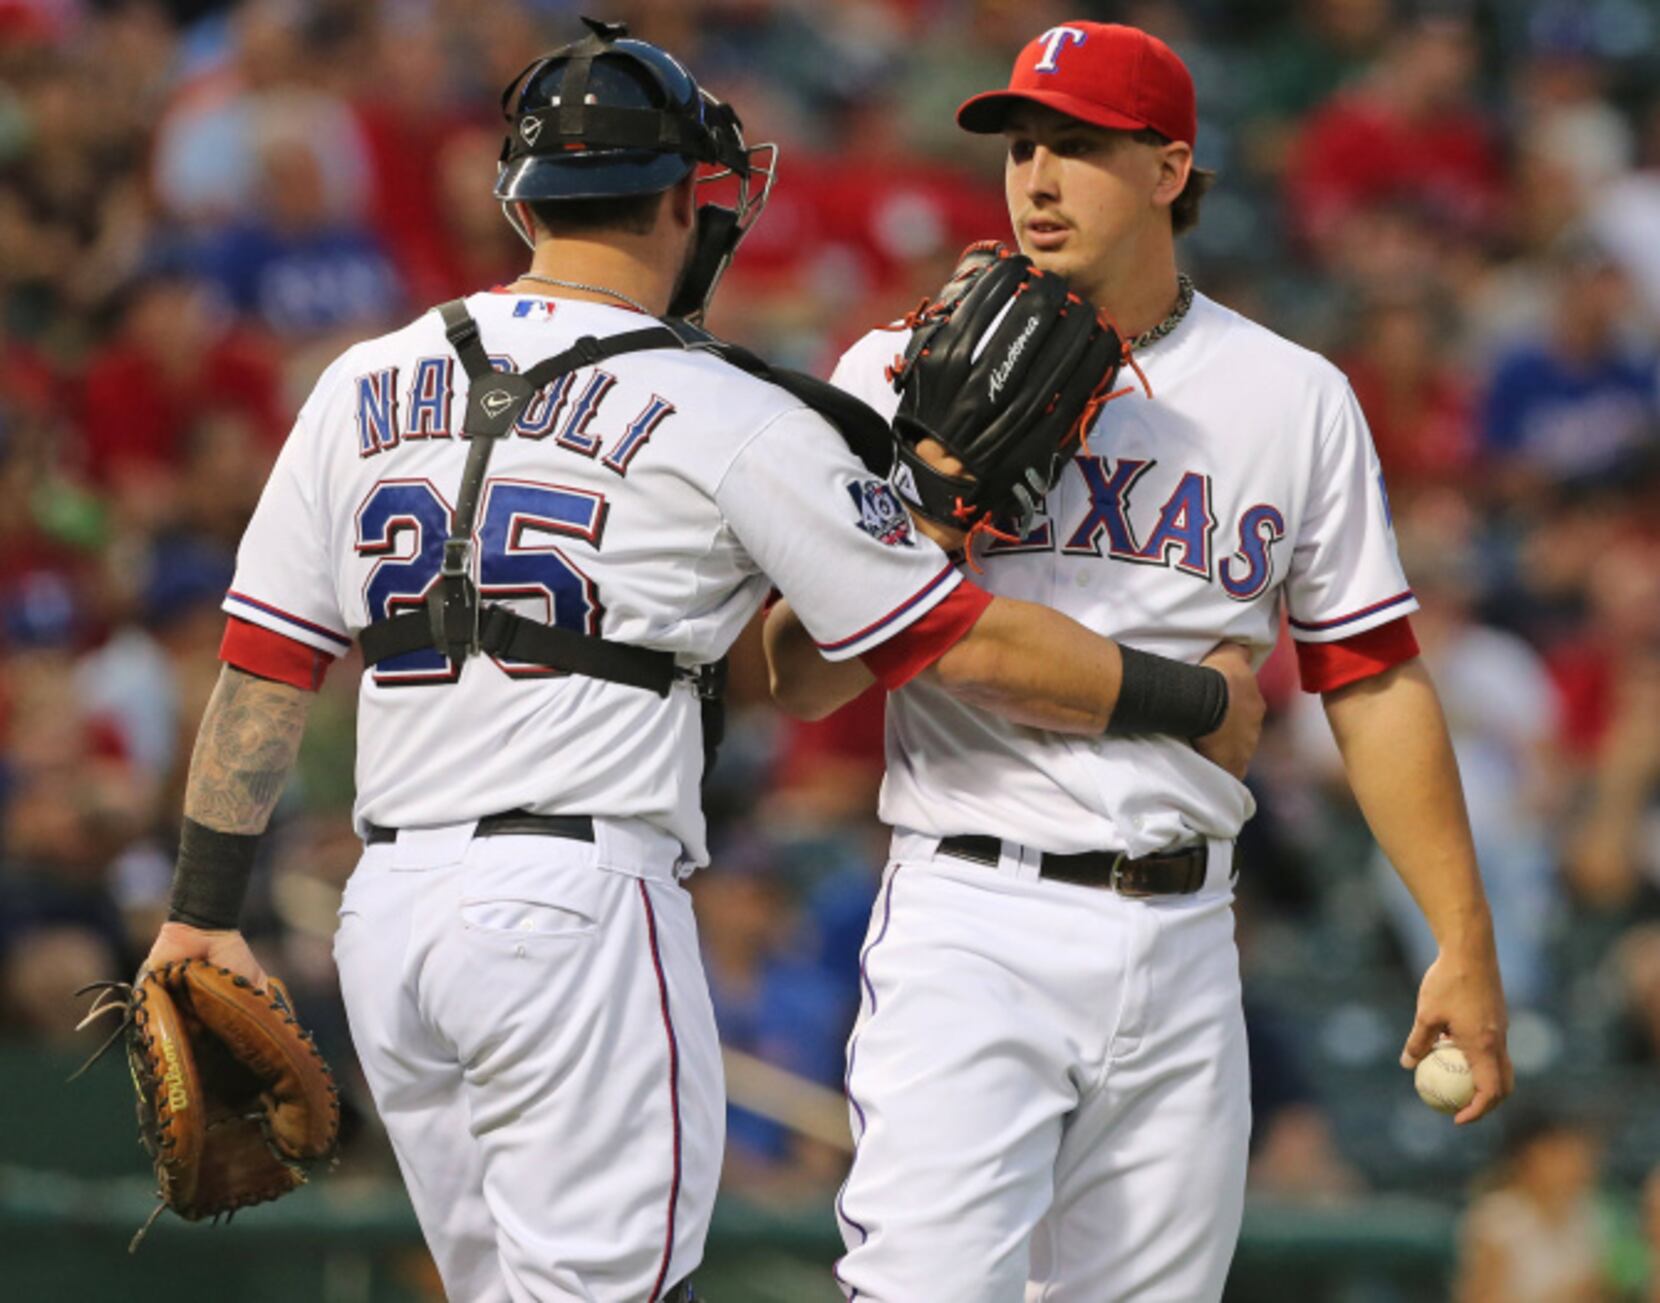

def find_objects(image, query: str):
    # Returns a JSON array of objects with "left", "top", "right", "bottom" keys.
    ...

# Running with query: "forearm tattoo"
[{"left": 184, "top": 667, "right": 311, "bottom": 834}]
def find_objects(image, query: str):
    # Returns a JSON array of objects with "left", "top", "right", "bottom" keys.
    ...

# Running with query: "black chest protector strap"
[{"left": 356, "top": 301, "right": 893, "bottom": 696}]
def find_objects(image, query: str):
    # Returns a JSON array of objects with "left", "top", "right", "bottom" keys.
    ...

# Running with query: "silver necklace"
[
  {"left": 1128, "top": 273, "right": 1194, "bottom": 352},
  {"left": 516, "top": 273, "right": 654, "bottom": 317}
]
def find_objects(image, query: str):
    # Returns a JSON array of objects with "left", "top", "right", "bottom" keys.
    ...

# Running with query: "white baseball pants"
[
  {"left": 834, "top": 833, "right": 1251, "bottom": 1303},
  {"left": 333, "top": 820, "right": 722, "bottom": 1303}
]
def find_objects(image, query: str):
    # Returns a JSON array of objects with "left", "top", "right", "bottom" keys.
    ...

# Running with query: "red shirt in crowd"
[
  {"left": 1287, "top": 93, "right": 1505, "bottom": 250},
  {"left": 78, "top": 330, "right": 283, "bottom": 483},
  {"left": 1342, "top": 353, "right": 1478, "bottom": 490}
]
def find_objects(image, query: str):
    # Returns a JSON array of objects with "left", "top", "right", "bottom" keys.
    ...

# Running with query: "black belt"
[
  {"left": 937, "top": 835, "right": 1208, "bottom": 897},
  {"left": 365, "top": 811, "right": 595, "bottom": 846}
]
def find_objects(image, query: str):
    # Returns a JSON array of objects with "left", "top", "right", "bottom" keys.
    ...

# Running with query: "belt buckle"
[{"left": 1109, "top": 851, "right": 1162, "bottom": 898}]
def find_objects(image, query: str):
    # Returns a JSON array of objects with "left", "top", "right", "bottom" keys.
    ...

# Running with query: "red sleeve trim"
[
  {"left": 857, "top": 580, "right": 993, "bottom": 691},
  {"left": 220, "top": 616, "right": 335, "bottom": 692},
  {"left": 1296, "top": 616, "right": 1420, "bottom": 693}
]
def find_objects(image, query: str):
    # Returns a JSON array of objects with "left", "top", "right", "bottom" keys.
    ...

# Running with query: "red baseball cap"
[{"left": 957, "top": 22, "right": 1197, "bottom": 146}]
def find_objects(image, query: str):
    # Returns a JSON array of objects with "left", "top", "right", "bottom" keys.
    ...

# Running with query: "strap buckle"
[
  {"left": 427, "top": 538, "right": 480, "bottom": 664},
  {"left": 444, "top": 313, "right": 481, "bottom": 355},
  {"left": 678, "top": 660, "right": 726, "bottom": 701},
  {"left": 1106, "top": 852, "right": 1133, "bottom": 895}
]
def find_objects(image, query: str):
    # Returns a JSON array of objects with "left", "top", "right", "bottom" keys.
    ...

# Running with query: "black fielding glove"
[{"left": 887, "top": 241, "right": 1135, "bottom": 540}]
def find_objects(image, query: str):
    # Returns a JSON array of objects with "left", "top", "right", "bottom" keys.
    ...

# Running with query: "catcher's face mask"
[{"left": 666, "top": 94, "right": 776, "bottom": 322}]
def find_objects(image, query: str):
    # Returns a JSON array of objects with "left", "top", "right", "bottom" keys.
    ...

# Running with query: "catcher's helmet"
[{"left": 495, "top": 17, "right": 776, "bottom": 322}]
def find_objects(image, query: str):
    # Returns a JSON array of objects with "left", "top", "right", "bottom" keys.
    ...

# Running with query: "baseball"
[{"left": 1414, "top": 1040, "right": 1475, "bottom": 1114}]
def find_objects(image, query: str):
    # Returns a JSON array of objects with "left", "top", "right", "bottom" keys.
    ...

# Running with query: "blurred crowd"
[{"left": 3, "top": 0, "right": 1660, "bottom": 1294}]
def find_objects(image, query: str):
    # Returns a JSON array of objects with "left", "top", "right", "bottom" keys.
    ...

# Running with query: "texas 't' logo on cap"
[{"left": 1034, "top": 25, "right": 1088, "bottom": 73}]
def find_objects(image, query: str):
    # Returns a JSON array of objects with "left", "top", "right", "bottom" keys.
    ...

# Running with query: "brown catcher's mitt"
[{"left": 76, "top": 959, "right": 340, "bottom": 1247}]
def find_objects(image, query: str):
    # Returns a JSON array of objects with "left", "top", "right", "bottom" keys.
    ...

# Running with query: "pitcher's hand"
[
  {"left": 1402, "top": 942, "right": 1513, "bottom": 1125},
  {"left": 1193, "top": 642, "right": 1265, "bottom": 780}
]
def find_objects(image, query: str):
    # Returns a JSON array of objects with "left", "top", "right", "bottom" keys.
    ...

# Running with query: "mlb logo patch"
[
  {"left": 848, "top": 479, "right": 914, "bottom": 547},
  {"left": 512, "top": 299, "right": 559, "bottom": 320}
]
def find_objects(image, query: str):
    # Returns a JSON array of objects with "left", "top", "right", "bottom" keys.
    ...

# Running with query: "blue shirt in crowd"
[{"left": 1480, "top": 343, "right": 1658, "bottom": 480}]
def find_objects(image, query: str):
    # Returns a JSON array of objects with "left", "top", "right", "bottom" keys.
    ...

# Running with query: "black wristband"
[
  {"left": 167, "top": 818, "right": 261, "bottom": 931},
  {"left": 1106, "top": 645, "right": 1230, "bottom": 739}
]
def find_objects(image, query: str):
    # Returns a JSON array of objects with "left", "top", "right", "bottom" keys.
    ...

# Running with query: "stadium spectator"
[
  {"left": 1455, "top": 1109, "right": 1612, "bottom": 1303},
  {"left": 149, "top": 0, "right": 364, "bottom": 226},
  {"left": 1591, "top": 99, "right": 1660, "bottom": 329},
  {"left": 77, "top": 262, "right": 284, "bottom": 512},
  {"left": 692, "top": 835, "right": 850, "bottom": 1202},
  {"left": 189, "top": 117, "right": 403, "bottom": 341},
  {"left": 1339, "top": 286, "right": 1479, "bottom": 495},
  {"left": 1242, "top": 997, "right": 1365, "bottom": 1205},
  {"left": 1479, "top": 240, "right": 1659, "bottom": 498},
  {"left": 1239, "top": 0, "right": 1393, "bottom": 178},
  {"left": 1286, "top": 0, "right": 1505, "bottom": 264}
]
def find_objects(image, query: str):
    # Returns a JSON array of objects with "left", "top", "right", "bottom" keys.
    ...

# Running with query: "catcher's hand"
[
  {"left": 905, "top": 438, "right": 971, "bottom": 551},
  {"left": 144, "top": 921, "right": 268, "bottom": 989},
  {"left": 886, "top": 241, "right": 1135, "bottom": 541},
  {"left": 75, "top": 958, "right": 340, "bottom": 1248}
]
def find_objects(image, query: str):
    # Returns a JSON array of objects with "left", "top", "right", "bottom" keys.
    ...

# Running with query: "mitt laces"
[
  {"left": 960, "top": 513, "right": 1023, "bottom": 574},
  {"left": 887, "top": 294, "right": 953, "bottom": 337},
  {"left": 1082, "top": 294, "right": 1155, "bottom": 406},
  {"left": 883, "top": 241, "right": 1012, "bottom": 337},
  {"left": 126, "top": 1192, "right": 251, "bottom": 1252},
  {"left": 1059, "top": 303, "right": 1154, "bottom": 465},
  {"left": 1073, "top": 344, "right": 1148, "bottom": 442},
  {"left": 70, "top": 978, "right": 134, "bottom": 1080},
  {"left": 70, "top": 979, "right": 173, "bottom": 1251}
]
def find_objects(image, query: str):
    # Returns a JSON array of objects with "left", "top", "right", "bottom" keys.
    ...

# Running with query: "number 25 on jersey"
[{"left": 355, "top": 477, "right": 606, "bottom": 686}]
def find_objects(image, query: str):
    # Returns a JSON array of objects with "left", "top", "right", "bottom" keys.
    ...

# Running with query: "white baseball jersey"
[
  {"left": 223, "top": 291, "right": 962, "bottom": 862},
  {"left": 832, "top": 289, "right": 1416, "bottom": 857}
]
